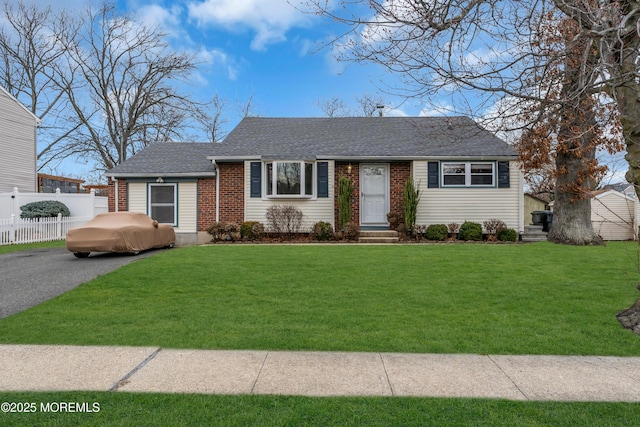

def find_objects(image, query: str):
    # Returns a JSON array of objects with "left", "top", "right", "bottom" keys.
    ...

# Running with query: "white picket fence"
[{"left": 0, "top": 214, "right": 91, "bottom": 245}]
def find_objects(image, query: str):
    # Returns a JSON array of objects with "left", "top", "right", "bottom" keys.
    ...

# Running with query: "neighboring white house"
[{"left": 0, "top": 86, "right": 41, "bottom": 192}]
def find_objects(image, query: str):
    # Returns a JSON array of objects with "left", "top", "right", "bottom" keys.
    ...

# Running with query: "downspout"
[
  {"left": 111, "top": 176, "right": 119, "bottom": 212},
  {"left": 212, "top": 160, "right": 220, "bottom": 223}
]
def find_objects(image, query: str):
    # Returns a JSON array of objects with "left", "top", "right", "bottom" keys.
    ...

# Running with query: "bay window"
[{"left": 265, "top": 161, "right": 314, "bottom": 197}]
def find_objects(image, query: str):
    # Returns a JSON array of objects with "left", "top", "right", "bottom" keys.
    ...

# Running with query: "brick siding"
[
  {"left": 107, "top": 179, "right": 127, "bottom": 212},
  {"left": 218, "top": 162, "right": 244, "bottom": 224}
]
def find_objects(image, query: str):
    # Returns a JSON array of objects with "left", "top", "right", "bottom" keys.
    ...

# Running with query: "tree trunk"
[{"left": 547, "top": 150, "right": 603, "bottom": 245}]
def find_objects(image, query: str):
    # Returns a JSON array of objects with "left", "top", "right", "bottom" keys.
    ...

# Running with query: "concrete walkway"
[{"left": 2, "top": 345, "right": 640, "bottom": 401}]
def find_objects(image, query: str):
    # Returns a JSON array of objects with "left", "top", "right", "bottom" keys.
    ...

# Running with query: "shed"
[{"left": 591, "top": 190, "right": 638, "bottom": 240}]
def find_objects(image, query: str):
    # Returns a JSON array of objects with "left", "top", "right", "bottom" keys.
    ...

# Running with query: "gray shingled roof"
[
  {"left": 106, "top": 143, "right": 217, "bottom": 177},
  {"left": 106, "top": 117, "right": 516, "bottom": 177}
]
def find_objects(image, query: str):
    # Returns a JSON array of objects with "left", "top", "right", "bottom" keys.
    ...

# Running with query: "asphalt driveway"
[{"left": 0, "top": 246, "right": 167, "bottom": 319}]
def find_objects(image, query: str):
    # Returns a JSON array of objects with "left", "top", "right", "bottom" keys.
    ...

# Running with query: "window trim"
[
  {"left": 441, "top": 161, "right": 496, "bottom": 188},
  {"left": 148, "top": 182, "right": 177, "bottom": 226},
  {"left": 264, "top": 160, "right": 316, "bottom": 199}
]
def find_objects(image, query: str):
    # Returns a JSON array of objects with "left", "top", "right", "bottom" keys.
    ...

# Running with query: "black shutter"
[
  {"left": 317, "top": 161, "right": 329, "bottom": 197},
  {"left": 427, "top": 161, "right": 439, "bottom": 188},
  {"left": 497, "top": 161, "right": 510, "bottom": 188},
  {"left": 250, "top": 162, "right": 261, "bottom": 197}
]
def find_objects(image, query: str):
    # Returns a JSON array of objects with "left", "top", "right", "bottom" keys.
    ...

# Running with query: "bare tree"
[
  {"left": 316, "top": 95, "right": 349, "bottom": 117},
  {"left": 1, "top": 1, "right": 208, "bottom": 173},
  {"left": 316, "top": 93, "right": 387, "bottom": 117},
  {"left": 0, "top": 1, "right": 78, "bottom": 168},
  {"left": 194, "top": 93, "right": 229, "bottom": 142}
]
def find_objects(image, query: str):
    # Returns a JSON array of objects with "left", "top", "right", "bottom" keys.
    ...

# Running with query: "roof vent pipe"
[{"left": 376, "top": 104, "right": 384, "bottom": 117}]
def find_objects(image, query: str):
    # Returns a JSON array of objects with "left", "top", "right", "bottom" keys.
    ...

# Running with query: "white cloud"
[
  {"left": 419, "top": 104, "right": 454, "bottom": 117},
  {"left": 187, "top": 0, "right": 311, "bottom": 50},
  {"left": 136, "top": 4, "right": 183, "bottom": 34}
]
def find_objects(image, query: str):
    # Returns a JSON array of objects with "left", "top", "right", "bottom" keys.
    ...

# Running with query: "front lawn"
[{"left": 0, "top": 242, "right": 638, "bottom": 355}]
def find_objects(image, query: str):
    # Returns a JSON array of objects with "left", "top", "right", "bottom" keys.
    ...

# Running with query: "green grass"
[
  {"left": 0, "top": 392, "right": 639, "bottom": 426},
  {"left": 0, "top": 240, "right": 65, "bottom": 254},
  {"left": 0, "top": 242, "right": 639, "bottom": 355}
]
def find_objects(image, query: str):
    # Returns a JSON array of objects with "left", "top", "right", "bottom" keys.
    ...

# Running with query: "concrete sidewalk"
[{"left": 1, "top": 345, "right": 640, "bottom": 401}]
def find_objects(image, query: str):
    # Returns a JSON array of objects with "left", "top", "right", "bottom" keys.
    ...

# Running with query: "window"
[
  {"left": 265, "top": 161, "right": 314, "bottom": 197},
  {"left": 442, "top": 162, "right": 495, "bottom": 187},
  {"left": 149, "top": 183, "right": 176, "bottom": 225}
]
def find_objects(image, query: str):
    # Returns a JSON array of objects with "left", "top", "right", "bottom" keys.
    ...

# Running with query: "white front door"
[{"left": 360, "top": 164, "right": 389, "bottom": 225}]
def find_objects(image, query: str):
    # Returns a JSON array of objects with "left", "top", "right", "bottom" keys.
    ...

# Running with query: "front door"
[{"left": 360, "top": 164, "right": 389, "bottom": 226}]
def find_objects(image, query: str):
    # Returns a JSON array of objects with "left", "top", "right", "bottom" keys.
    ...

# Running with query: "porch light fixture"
[
  {"left": 347, "top": 163, "right": 352, "bottom": 174},
  {"left": 156, "top": 177, "right": 164, "bottom": 183}
]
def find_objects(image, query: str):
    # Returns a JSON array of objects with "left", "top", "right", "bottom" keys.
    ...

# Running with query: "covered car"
[{"left": 66, "top": 211, "right": 175, "bottom": 258}]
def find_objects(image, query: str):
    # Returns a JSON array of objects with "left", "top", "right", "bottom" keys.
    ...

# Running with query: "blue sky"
[
  {"left": 116, "top": 0, "right": 430, "bottom": 123},
  {"left": 5, "top": 0, "right": 629, "bottom": 183}
]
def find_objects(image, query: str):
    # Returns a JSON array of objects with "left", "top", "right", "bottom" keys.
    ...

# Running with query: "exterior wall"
[
  {"left": 245, "top": 160, "right": 335, "bottom": 231},
  {"left": 0, "top": 88, "right": 38, "bottom": 192},
  {"left": 591, "top": 192, "right": 637, "bottom": 240},
  {"left": 108, "top": 178, "right": 205, "bottom": 245},
  {"left": 334, "top": 162, "right": 359, "bottom": 226},
  {"left": 197, "top": 178, "right": 216, "bottom": 232},
  {"left": 524, "top": 195, "right": 548, "bottom": 225},
  {"left": 390, "top": 162, "right": 411, "bottom": 219},
  {"left": 414, "top": 160, "right": 523, "bottom": 232},
  {"left": 218, "top": 162, "right": 244, "bottom": 224},
  {"left": 334, "top": 161, "right": 409, "bottom": 228},
  {"left": 108, "top": 179, "right": 128, "bottom": 212}
]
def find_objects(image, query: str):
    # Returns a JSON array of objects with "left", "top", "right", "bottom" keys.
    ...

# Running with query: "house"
[
  {"left": 105, "top": 117, "right": 524, "bottom": 245},
  {"left": 0, "top": 86, "right": 41, "bottom": 192},
  {"left": 591, "top": 189, "right": 638, "bottom": 240}
]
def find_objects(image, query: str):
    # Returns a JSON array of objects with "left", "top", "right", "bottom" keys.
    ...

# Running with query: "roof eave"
[{"left": 105, "top": 172, "right": 217, "bottom": 178}]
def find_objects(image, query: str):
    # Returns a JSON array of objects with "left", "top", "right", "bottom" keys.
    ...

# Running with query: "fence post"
[
  {"left": 90, "top": 188, "right": 96, "bottom": 217},
  {"left": 9, "top": 213, "right": 15, "bottom": 244},
  {"left": 57, "top": 213, "right": 62, "bottom": 239},
  {"left": 11, "top": 187, "right": 19, "bottom": 218}
]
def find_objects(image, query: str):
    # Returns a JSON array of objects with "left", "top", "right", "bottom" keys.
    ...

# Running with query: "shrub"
[
  {"left": 425, "top": 224, "right": 448, "bottom": 241},
  {"left": 20, "top": 201, "right": 70, "bottom": 219},
  {"left": 447, "top": 222, "right": 459, "bottom": 240},
  {"left": 311, "top": 221, "right": 333, "bottom": 241},
  {"left": 266, "top": 205, "right": 304, "bottom": 238},
  {"left": 343, "top": 222, "right": 360, "bottom": 241},
  {"left": 207, "top": 221, "right": 241, "bottom": 242},
  {"left": 458, "top": 221, "right": 483, "bottom": 241},
  {"left": 386, "top": 212, "right": 402, "bottom": 230},
  {"left": 240, "top": 221, "right": 265, "bottom": 241},
  {"left": 403, "top": 177, "right": 421, "bottom": 230},
  {"left": 498, "top": 228, "right": 518, "bottom": 242},
  {"left": 482, "top": 218, "right": 507, "bottom": 241},
  {"left": 338, "top": 176, "right": 354, "bottom": 230}
]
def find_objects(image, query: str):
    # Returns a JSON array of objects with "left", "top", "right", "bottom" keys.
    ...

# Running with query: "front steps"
[
  {"left": 359, "top": 230, "right": 399, "bottom": 244},
  {"left": 521, "top": 225, "right": 548, "bottom": 243}
]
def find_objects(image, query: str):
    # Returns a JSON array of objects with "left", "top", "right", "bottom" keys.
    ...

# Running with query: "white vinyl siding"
[
  {"left": 0, "top": 88, "right": 38, "bottom": 192},
  {"left": 176, "top": 182, "right": 197, "bottom": 233},
  {"left": 128, "top": 183, "right": 147, "bottom": 212},
  {"left": 126, "top": 181, "right": 198, "bottom": 233},
  {"left": 245, "top": 160, "right": 335, "bottom": 231},
  {"left": 414, "top": 160, "right": 523, "bottom": 232}
]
